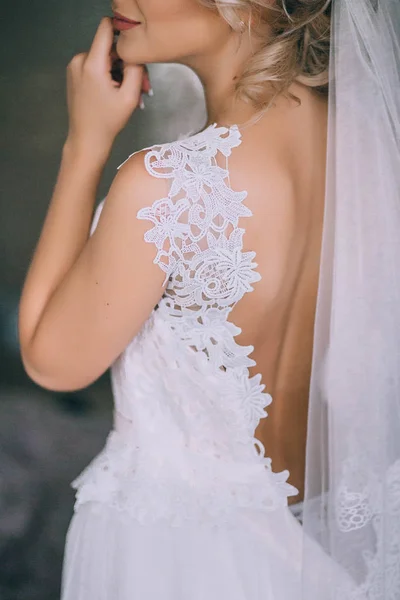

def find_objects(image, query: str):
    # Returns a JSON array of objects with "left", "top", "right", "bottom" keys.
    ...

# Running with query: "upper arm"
[{"left": 22, "top": 149, "right": 172, "bottom": 392}]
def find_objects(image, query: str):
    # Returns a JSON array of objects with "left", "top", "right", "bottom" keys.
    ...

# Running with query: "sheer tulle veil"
[{"left": 302, "top": 0, "right": 400, "bottom": 597}]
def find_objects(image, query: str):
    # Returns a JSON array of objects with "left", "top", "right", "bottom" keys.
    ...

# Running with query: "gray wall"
[{"left": 1, "top": 2, "right": 206, "bottom": 598}]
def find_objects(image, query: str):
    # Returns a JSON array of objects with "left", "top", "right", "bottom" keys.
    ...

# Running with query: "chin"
[{"left": 116, "top": 37, "right": 194, "bottom": 67}]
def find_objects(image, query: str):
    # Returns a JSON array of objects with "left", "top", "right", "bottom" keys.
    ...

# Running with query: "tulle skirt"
[{"left": 61, "top": 501, "right": 306, "bottom": 600}]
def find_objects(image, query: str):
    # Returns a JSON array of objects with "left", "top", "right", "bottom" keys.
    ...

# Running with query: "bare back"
[{"left": 223, "top": 90, "right": 328, "bottom": 501}]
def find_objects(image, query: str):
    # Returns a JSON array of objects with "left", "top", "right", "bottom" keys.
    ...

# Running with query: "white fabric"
[
  {"left": 61, "top": 123, "right": 346, "bottom": 599},
  {"left": 72, "top": 125, "right": 296, "bottom": 526},
  {"left": 62, "top": 503, "right": 304, "bottom": 600},
  {"left": 61, "top": 2, "right": 400, "bottom": 596},
  {"left": 302, "top": 1, "right": 400, "bottom": 599}
]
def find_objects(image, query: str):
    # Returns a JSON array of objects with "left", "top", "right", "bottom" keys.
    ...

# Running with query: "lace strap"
[{"left": 135, "top": 124, "right": 248, "bottom": 286}]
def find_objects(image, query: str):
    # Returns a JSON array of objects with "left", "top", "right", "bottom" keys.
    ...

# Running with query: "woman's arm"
[
  {"left": 18, "top": 147, "right": 167, "bottom": 392},
  {"left": 18, "top": 142, "right": 109, "bottom": 360}
]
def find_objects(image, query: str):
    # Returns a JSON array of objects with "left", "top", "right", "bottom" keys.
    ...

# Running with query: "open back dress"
[{"left": 60, "top": 123, "right": 334, "bottom": 600}]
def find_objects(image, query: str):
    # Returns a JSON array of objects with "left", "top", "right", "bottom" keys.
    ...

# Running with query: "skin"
[
  {"left": 112, "top": 0, "right": 265, "bottom": 125},
  {"left": 19, "top": 2, "right": 328, "bottom": 503}
]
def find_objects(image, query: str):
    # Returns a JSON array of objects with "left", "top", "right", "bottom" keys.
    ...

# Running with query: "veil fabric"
[{"left": 302, "top": 0, "right": 400, "bottom": 598}]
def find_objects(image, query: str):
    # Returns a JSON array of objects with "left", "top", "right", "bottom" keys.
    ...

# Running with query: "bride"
[{"left": 18, "top": 1, "right": 400, "bottom": 598}]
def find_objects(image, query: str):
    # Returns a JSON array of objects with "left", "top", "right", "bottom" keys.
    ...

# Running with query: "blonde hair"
[{"left": 198, "top": 0, "right": 331, "bottom": 110}]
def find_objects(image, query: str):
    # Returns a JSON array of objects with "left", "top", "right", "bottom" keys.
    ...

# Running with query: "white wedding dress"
[{"left": 60, "top": 123, "right": 336, "bottom": 600}]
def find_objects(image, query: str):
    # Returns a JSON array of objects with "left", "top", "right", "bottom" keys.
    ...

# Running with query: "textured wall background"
[{"left": 1, "top": 1, "right": 206, "bottom": 598}]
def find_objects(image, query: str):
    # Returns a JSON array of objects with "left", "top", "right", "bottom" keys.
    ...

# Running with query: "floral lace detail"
[
  {"left": 334, "top": 459, "right": 400, "bottom": 600},
  {"left": 72, "top": 423, "right": 295, "bottom": 528},
  {"left": 137, "top": 124, "right": 254, "bottom": 285},
  {"left": 72, "top": 123, "right": 298, "bottom": 525},
  {"left": 136, "top": 123, "right": 276, "bottom": 459}
]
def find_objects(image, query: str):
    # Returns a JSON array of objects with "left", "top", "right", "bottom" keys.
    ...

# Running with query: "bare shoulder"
[
  {"left": 228, "top": 129, "right": 298, "bottom": 229},
  {"left": 22, "top": 145, "right": 174, "bottom": 392},
  {"left": 230, "top": 94, "right": 327, "bottom": 222},
  {"left": 224, "top": 103, "right": 326, "bottom": 301},
  {"left": 101, "top": 147, "right": 170, "bottom": 218}
]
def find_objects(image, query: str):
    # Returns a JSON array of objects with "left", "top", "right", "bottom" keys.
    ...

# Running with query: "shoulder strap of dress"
[{"left": 134, "top": 125, "right": 250, "bottom": 286}]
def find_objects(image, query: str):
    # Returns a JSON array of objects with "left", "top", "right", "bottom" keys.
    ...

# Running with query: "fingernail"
[
  {"left": 139, "top": 95, "right": 145, "bottom": 110},
  {"left": 148, "top": 88, "right": 154, "bottom": 97}
]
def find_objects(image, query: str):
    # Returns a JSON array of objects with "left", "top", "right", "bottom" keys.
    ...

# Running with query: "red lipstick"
[{"left": 112, "top": 11, "right": 141, "bottom": 31}]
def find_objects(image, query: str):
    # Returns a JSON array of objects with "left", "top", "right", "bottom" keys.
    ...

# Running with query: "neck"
[{"left": 183, "top": 30, "right": 262, "bottom": 128}]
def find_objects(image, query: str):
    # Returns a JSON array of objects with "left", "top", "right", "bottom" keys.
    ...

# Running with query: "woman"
[{"left": 18, "top": 0, "right": 400, "bottom": 598}]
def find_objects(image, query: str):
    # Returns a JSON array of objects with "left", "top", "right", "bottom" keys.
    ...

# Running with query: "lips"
[{"left": 112, "top": 11, "right": 141, "bottom": 24}]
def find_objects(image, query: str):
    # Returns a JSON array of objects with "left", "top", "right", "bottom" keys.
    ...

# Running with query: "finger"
[
  {"left": 86, "top": 17, "right": 114, "bottom": 72},
  {"left": 120, "top": 64, "right": 145, "bottom": 104},
  {"left": 141, "top": 67, "right": 151, "bottom": 94},
  {"left": 67, "top": 52, "right": 86, "bottom": 72}
]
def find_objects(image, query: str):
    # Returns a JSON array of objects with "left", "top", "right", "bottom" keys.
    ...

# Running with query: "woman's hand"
[{"left": 65, "top": 17, "right": 148, "bottom": 157}]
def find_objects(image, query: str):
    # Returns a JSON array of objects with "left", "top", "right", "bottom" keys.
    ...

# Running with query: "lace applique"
[
  {"left": 137, "top": 124, "right": 253, "bottom": 284},
  {"left": 72, "top": 123, "right": 298, "bottom": 525},
  {"left": 335, "top": 457, "right": 400, "bottom": 599},
  {"left": 136, "top": 123, "right": 296, "bottom": 485}
]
